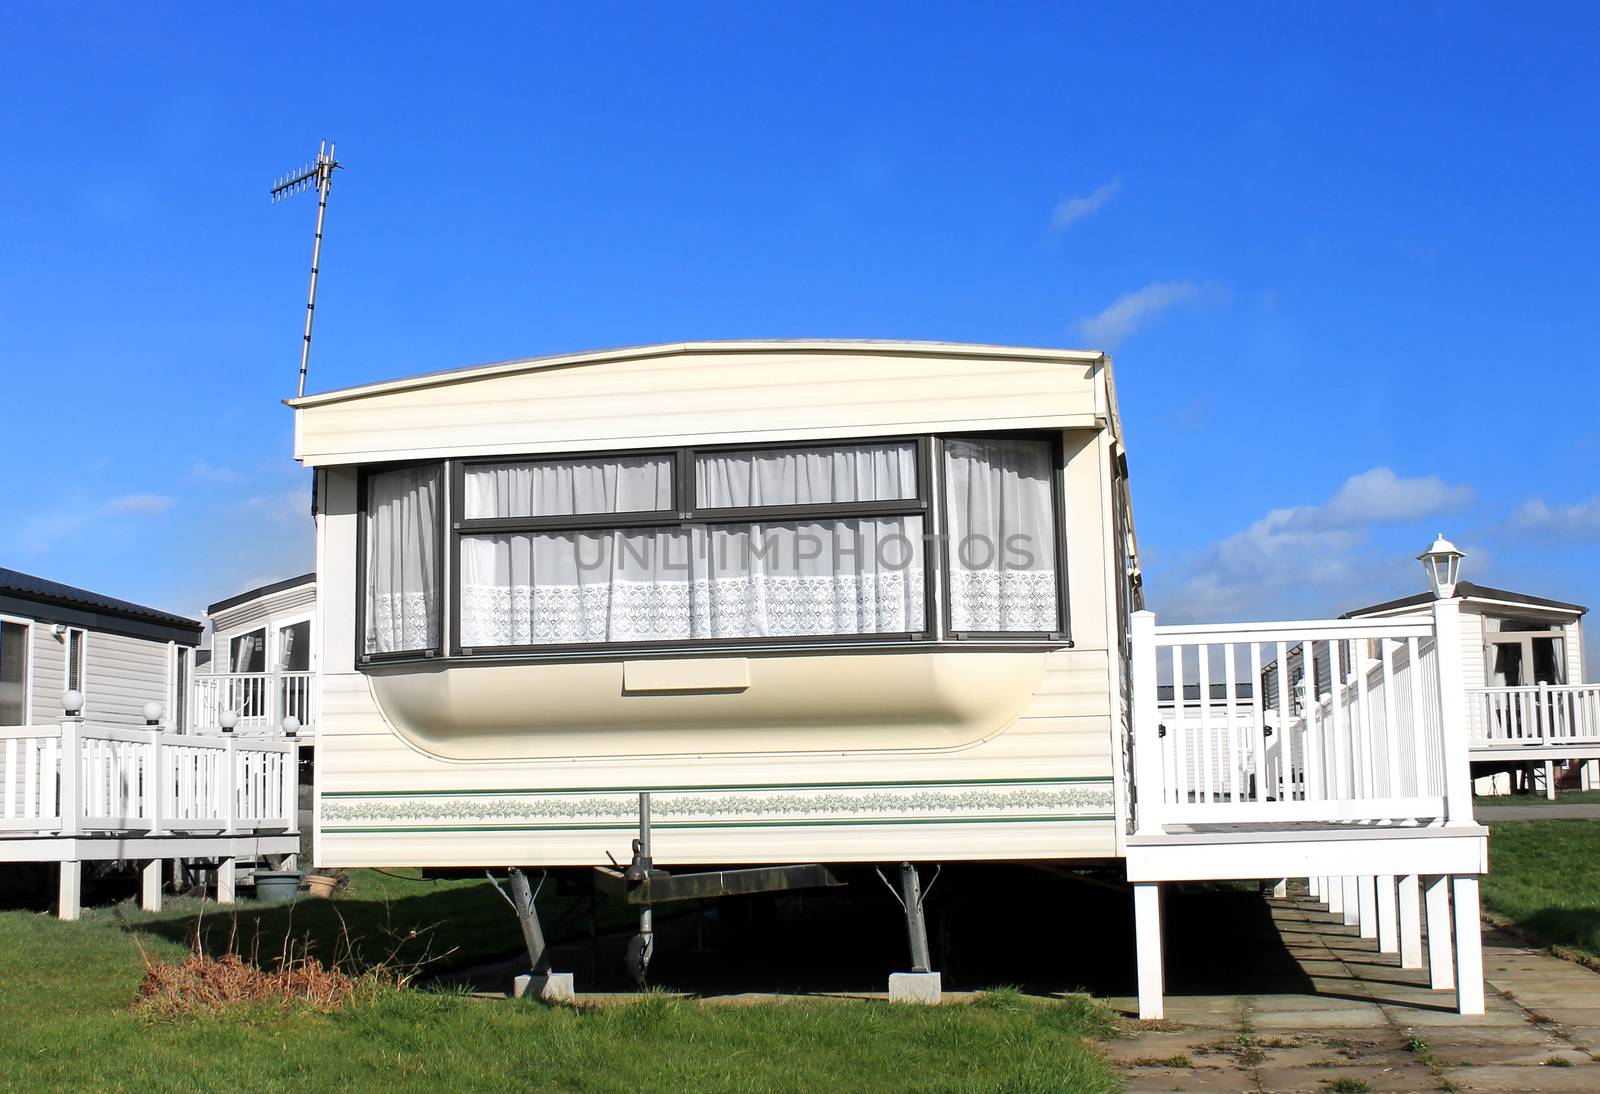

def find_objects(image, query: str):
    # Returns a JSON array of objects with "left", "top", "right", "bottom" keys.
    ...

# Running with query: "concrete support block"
[
  {"left": 514, "top": 972, "right": 576, "bottom": 1004},
  {"left": 889, "top": 971, "right": 942, "bottom": 1005},
  {"left": 141, "top": 859, "right": 163, "bottom": 913}
]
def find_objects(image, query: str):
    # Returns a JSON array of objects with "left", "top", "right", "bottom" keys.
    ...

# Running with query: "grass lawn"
[
  {"left": 1483, "top": 819, "right": 1600, "bottom": 960},
  {"left": 1476, "top": 789, "right": 1600, "bottom": 807},
  {"left": 0, "top": 869, "right": 1123, "bottom": 1092}
]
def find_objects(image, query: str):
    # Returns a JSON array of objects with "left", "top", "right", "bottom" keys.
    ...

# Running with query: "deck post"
[
  {"left": 1270, "top": 879, "right": 1287, "bottom": 899},
  {"left": 1424, "top": 874, "right": 1455, "bottom": 990},
  {"left": 1134, "top": 881, "right": 1164, "bottom": 1020},
  {"left": 1398, "top": 874, "right": 1424, "bottom": 969},
  {"left": 1327, "top": 875, "right": 1344, "bottom": 917},
  {"left": 216, "top": 858, "right": 237, "bottom": 904},
  {"left": 1341, "top": 876, "right": 1359, "bottom": 926},
  {"left": 1451, "top": 875, "right": 1485, "bottom": 1015},
  {"left": 1309, "top": 876, "right": 1321, "bottom": 901},
  {"left": 58, "top": 717, "right": 82, "bottom": 838},
  {"left": 1430, "top": 597, "right": 1473, "bottom": 823},
  {"left": 146, "top": 728, "right": 166, "bottom": 837},
  {"left": 1130, "top": 611, "right": 1164, "bottom": 835},
  {"left": 1376, "top": 874, "right": 1399, "bottom": 954},
  {"left": 1544, "top": 760, "right": 1557, "bottom": 801},
  {"left": 141, "top": 859, "right": 163, "bottom": 912},
  {"left": 1357, "top": 876, "right": 1378, "bottom": 940},
  {"left": 58, "top": 861, "right": 81, "bottom": 921}
]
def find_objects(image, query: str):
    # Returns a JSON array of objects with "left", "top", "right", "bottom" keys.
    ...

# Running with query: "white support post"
[
  {"left": 1357, "top": 875, "right": 1378, "bottom": 940},
  {"left": 1452, "top": 875, "right": 1485, "bottom": 1015},
  {"left": 1376, "top": 874, "right": 1399, "bottom": 955},
  {"left": 146, "top": 728, "right": 165, "bottom": 836},
  {"left": 141, "top": 859, "right": 163, "bottom": 912},
  {"left": 1270, "top": 879, "right": 1287, "bottom": 899},
  {"left": 216, "top": 858, "right": 236, "bottom": 904},
  {"left": 58, "top": 861, "right": 81, "bottom": 921},
  {"left": 283, "top": 742, "right": 299, "bottom": 833},
  {"left": 1424, "top": 874, "right": 1455, "bottom": 990},
  {"left": 1328, "top": 874, "right": 1345, "bottom": 917},
  {"left": 1130, "top": 611, "right": 1164, "bottom": 836},
  {"left": 1309, "top": 875, "right": 1321, "bottom": 901},
  {"left": 1134, "top": 882, "right": 1164, "bottom": 1020},
  {"left": 58, "top": 717, "right": 82, "bottom": 838},
  {"left": 1342, "top": 876, "right": 1359, "bottom": 926},
  {"left": 1544, "top": 759, "right": 1557, "bottom": 801},
  {"left": 1431, "top": 597, "right": 1473, "bottom": 823},
  {"left": 1398, "top": 874, "right": 1424, "bottom": 970},
  {"left": 224, "top": 737, "right": 238, "bottom": 836}
]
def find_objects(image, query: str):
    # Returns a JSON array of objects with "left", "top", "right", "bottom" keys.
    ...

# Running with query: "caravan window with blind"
[
  {"left": 356, "top": 434, "right": 1068, "bottom": 662},
  {"left": 0, "top": 619, "right": 28, "bottom": 725}
]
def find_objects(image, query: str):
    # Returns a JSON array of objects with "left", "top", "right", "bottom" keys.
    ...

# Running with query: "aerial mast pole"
[{"left": 271, "top": 140, "right": 342, "bottom": 397}]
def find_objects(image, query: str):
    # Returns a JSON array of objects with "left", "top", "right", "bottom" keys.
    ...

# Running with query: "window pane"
[
  {"left": 943, "top": 437, "right": 1059, "bottom": 632},
  {"left": 0, "top": 621, "right": 26, "bottom": 725},
  {"left": 459, "top": 516, "right": 924, "bottom": 646},
  {"left": 365, "top": 466, "right": 441, "bottom": 654},
  {"left": 278, "top": 620, "right": 311, "bottom": 672},
  {"left": 465, "top": 454, "right": 673, "bottom": 519},
  {"left": 230, "top": 629, "right": 266, "bottom": 672},
  {"left": 696, "top": 442, "right": 918, "bottom": 509}
]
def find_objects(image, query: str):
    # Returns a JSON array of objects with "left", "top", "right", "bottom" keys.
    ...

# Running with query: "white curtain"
[
  {"left": 230, "top": 630, "right": 263, "bottom": 673},
  {"left": 465, "top": 455, "right": 673, "bottom": 519},
  {"left": 365, "top": 467, "right": 440, "bottom": 653},
  {"left": 695, "top": 442, "right": 917, "bottom": 507},
  {"left": 943, "top": 437, "right": 1059, "bottom": 632},
  {"left": 460, "top": 443, "right": 925, "bottom": 646}
]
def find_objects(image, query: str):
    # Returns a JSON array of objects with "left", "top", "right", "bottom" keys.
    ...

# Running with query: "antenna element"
[{"left": 271, "top": 140, "right": 342, "bottom": 397}]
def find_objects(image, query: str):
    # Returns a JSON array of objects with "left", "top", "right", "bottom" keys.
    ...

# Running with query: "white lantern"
[
  {"left": 61, "top": 690, "right": 84, "bottom": 716},
  {"left": 219, "top": 709, "right": 238, "bottom": 733},
  {"left": 1418, "top": 533, "right": 1465, "bottom": 599},
  {"left": 142, "top": 701, "right": 165, "bottom": 726},
  {"left": 281, "top": 715, "right": 300, "bottom": 738}
]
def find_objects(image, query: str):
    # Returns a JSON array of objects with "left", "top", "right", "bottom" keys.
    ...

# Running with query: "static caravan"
[
  {"left": 0, "top": 567, "right": 201, "bottom": 731},
  {"left": 290, "top": 340, "right": 1490, "bottom": 1015},
  {"left": 190, "top": 572, "right": 320, "bottom": 743},
  {"left": 1344, "top": 581, "right": 1594, "bottom": 795}
]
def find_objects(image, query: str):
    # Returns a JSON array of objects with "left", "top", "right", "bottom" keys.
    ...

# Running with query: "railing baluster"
[
  {"left": 1198, "top": 644, "right": 1214, "bottom": 803},
  {"left": 1275, "top": 641, "right": 1291, "bottom": 802},
  {"left": 1222, "top": 644, "right": 1239, "bottom": 802},
  {"left": 1249, "top": 643, "right": 1266, "bottom": 803},
  {"left": 1173, "top": 646, "right": 1188, "bottom": 807}
]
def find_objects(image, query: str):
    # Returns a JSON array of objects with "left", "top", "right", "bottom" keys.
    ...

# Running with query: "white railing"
[
  {"left": 191, "top": 671, "right": 316, "bottom": 737},
  {"left": 1131, "top": 602, "right": 1475, "bottom": 833},
  {"left": 0, "top": 721, "right": 297, "bottom": 837},
  {"left": 1468, "top": 683, "right": 1600, "bottom": 748}
]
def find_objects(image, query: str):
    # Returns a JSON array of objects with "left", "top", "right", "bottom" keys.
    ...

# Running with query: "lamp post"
[{"left": 1419, "top": 533, "right": 1465, "bottom": 599}]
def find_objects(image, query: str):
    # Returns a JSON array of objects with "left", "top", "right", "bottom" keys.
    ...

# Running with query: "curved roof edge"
[
  {"left": 0, "top": 567, "right": 202, "bottom": 641},
  {"left": 207, "top": 571, "right": 316, "bottom": 616},
  {"left": 286, "top": 340, "right": 1107, "bottom": 409},
  {"left": 1343, "top": 581, "right": 1588, "bottom": 619}
]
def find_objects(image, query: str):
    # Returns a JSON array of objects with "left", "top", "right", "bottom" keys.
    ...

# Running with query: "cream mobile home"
[{"left": 290, "top": 340, "right": 1489, "bottom": 1016}]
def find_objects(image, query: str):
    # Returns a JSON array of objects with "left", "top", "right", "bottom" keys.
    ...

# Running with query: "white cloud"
[
  {"left": 1508, "top": 496, "right": 1600, "bottom": 541},
  {"left": 1049, "top": 177, "right": 1121, "bottom": 231},
  {"left": 1072, "top": 280, "right": 1203, "bottom": 347},
  {"left": 105, "top": 493, "right": 175, "bottom": 516},
  {"left": 1154, "top": 467, "right": 1473, "bottom": 623}
]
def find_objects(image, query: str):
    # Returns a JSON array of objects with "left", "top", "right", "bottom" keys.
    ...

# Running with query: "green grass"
[
  {"left": 1476, "top": 789, "right": 1600, "bottom": 807},
  {"left": 1483, "top": 819, "right": 1600, "bottom": 959},
  {"left": 0, "top": 875, "right": 1122, "bottom": 1092}
]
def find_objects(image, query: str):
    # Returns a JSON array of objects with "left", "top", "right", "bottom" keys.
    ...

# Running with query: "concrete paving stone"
[
  {"left": 1442, "top": 1062, "right": 1600, "bottom": 1092},
  {"left": 1102, "top": 1032, "right": 1223, "bottom": 1063},
  {"left": 1249, "top": 1007, "right": 1391, "bottom": 1030},
  {"left": 1555, "top": 1025, "right": 1600, "bottom": 1052},
  {"left": 1248, "top": 1064, "right": 1440, "bottom": 1094},
  {"left": 1382, "top": 1005, "right": 1531, "bottom": 1027}
]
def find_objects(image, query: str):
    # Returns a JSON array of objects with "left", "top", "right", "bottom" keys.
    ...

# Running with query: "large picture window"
[
  {"left": 363, "top": 465, "right": 442, "bottom": 655},
  {"left": 357, "top": 433, "right": 1068, "bottom": 662}
]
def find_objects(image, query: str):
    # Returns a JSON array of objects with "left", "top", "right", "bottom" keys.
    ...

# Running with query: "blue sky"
[{"left": 2, "top": 5, "right": 1597, "bottom": 672}]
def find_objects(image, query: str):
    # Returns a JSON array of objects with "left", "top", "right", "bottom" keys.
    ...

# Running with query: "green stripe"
[
  {"left": 323, "top": 776, "right": 1111, "bottom": 799},
  {"left": 323, "top": 813, "right": 1116, "bottom": 834}
]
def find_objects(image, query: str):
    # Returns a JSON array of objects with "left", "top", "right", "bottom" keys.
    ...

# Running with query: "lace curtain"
[
  {"left": 465, "top": 454, "right": 672, "bottom": 518},
  {"left": 942, "top": 437, "right": 1059, "bottom": 632},
  {"left": 365, "top": 467, "right": 440, "bottom": 653},
  {"left": 460, "top": 445, "right": 925, "bottom": 646}
]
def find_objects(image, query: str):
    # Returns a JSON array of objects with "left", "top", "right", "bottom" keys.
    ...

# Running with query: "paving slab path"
[{"left": 1105, "top": 888, "right": 1600, "bottom": 1093}]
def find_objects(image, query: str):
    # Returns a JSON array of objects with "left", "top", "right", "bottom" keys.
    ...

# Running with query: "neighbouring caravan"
[
  {"left": 190, "top": 572, "right": 319, "bottom": 743},
  {"left": 0, "top": 567, "right": 201, "bottom": 731},
  {"left": 290, "top": 341, "right": 1490, "bottom": 1016}
]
